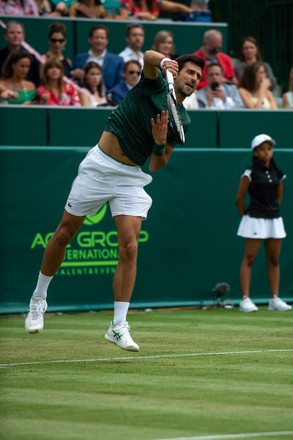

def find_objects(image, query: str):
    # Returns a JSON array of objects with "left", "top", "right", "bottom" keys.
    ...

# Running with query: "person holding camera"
[{"left": 196, "top": 62, "right": 244, "bottom": 108}]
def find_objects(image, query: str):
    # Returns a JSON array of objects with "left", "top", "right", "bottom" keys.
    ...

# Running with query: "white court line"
[
  {"left": 154, "top": 431, "right": 293, "bottom": 440},
  {"left": 1, "top": 348, "right": 293, "bottom": 368}
]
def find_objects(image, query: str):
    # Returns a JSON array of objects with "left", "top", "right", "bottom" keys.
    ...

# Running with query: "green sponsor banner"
[{"left": 1, "top": 147, "right": 293, "bottom": 313}]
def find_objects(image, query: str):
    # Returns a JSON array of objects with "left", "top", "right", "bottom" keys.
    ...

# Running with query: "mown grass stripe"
[
  {"left": 1, "top": 348, "right": 293, "bottom": 368},
  {"left": 154, "top": 430, "right": 293, "bottom": 439}
]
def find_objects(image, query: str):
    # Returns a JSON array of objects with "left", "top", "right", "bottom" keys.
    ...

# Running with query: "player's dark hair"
[{"left": 176, "top": 54, "right": 205, "bottom": 72}]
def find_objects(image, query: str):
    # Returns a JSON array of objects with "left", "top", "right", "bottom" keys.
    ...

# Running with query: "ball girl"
[{"left": 235, "top": 134, "right": 292, "bottom": 312}]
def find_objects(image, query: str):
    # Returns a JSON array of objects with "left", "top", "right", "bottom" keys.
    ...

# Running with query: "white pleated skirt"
[{"left": 237, "top": 215, "right": 286, "bottom": 239}]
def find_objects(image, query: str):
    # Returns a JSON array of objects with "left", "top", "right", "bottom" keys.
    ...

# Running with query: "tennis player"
[{"left": 25, "top": 50, "right": 204, "bottom": 351}]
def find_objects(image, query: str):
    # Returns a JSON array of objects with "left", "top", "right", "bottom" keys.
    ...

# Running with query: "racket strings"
[{"left": 167, "top": 93, "right": 184, "bottom": 143}]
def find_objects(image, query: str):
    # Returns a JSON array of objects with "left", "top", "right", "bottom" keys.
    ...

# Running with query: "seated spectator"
[
  {"left": 119, "top": 24, "right": 144, "bottom": 68},
  {"left": 238, "top": 61, "right": 278, "bottom": 109},
  {"left": 37, "top": 59, "right": 81, "bottom": 106},
  {"left": 43, "top": 22, "right": 72, "bottom": 78},
  {"left": 197, "top": 62, "right": 244, "bottom": 108},
  {"left": 174, "top": 0, "right": 212, "bottom": 23},
  {"left": 102, "top": 0, "right": 129, "bottom": 18},
  {"left": 194, "top": 29, "right": 236, "bottom": 90},
  {"left": 71, "top": 25, "right": 123, "bottom": 94},
  {"left": 282, "top": 67, "right": 293, "bottom": 109},
  {"left": 151, "top": 30, "right": 179, "bottom": 60},
  {"left": 0, "top": 51, "right": 37, "bottom": 104},
  {"left": 0, "top": 83, "right": 17, "bottom": 103},
  {"left": 69, "top": 0, "right": 106, "bottom": 17},
  {"left": 0, "top": 21, "right": 41, "bottom": 87},
  {"left": 110, "top": 60, "right": 141, "bottom": 106},
  {"left": 234, "top": 36, "right": 277, "bottom": 91},
  {"left": 50, "top": 0, "right": 76, "bottom": 15},
  {"left": 34, "top": 0, "right": 56, "bottom": 15},
  {"left": 0, "top": 0, "right": 39, "bottom": 15},
  {"left": 122, "top": 0, "right": 192, "bottom": 21},
  {"left": 81, "top": 62, "right": 110, "bottom": 107}
]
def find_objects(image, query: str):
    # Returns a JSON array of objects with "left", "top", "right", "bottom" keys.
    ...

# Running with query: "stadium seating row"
[{"left": 0, "top": 17, "right": 228, "bottom": 62}]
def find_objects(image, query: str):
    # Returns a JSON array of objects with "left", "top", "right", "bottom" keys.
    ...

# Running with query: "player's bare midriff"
[{"left": 98, "top": 131, "right": 139, "bottom": 166}]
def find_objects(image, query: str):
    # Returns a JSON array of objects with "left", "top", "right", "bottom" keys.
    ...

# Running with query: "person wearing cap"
[{"left": 235, "top": 134, "right": 292, "bottom": 312}]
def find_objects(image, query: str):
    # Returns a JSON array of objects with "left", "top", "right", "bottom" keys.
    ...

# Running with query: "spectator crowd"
[{"left": 0, "top": 17, "right": 292, "bottom": 109}]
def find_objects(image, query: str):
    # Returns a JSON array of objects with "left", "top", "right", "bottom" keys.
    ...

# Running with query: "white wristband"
[{"left": 159, "top": 57, "right": 172, "bottom": 70}]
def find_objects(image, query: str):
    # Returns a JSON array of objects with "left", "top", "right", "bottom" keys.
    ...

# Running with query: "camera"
[{"left": 211, "top": 81, "right": 219, "bottom": 90}]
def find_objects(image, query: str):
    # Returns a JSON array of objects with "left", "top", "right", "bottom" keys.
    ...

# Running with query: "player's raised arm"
[{"left": 143, "top": 50, "right": 178, "bottom": 80}]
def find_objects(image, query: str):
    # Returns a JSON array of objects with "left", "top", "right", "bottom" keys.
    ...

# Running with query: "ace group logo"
[{"left": 31, "top": 205, "right": 149, "bottom": 277}]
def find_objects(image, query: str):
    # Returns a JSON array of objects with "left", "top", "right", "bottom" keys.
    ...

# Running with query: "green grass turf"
[{"left": 0, "top": 308, "right": 293, "bottom": 440}]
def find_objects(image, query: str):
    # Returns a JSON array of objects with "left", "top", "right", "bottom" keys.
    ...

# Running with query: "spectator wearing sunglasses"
[
  {"left": 109, "top": 60, "right": 141, "bottom": 106},
  {"left": 43, "top": 22, "right": 72, "bottom": 78}
]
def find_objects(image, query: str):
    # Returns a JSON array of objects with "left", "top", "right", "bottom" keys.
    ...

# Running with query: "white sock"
[
  {"left": 113, "top": 301, "right": 129, "bottom": 325},
  {"left": 32, "top": 272, "right": 53, "bottom": 301}
]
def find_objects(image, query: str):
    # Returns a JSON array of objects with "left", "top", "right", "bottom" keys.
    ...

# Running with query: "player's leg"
[
  {"left": 40, "top": 211, "right": 86, "bottom": 276},
  {"left": 239, "top": 238, "right": 261, "bottom": 312},
  {"left": 105, "top": 215, "right": 142, "bottom": 352},
  {"left": 265, "top": 239, "right": 291, "bottom": 311},
  {"left": 113, "top": 215, "right": 142, "bottom": 303},
  {"left": 25, "top": 211, "right": 86, "bottom": 333}
]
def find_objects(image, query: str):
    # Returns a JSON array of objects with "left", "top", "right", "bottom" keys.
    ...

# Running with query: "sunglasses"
[
  {"left": 128, "top": 71, "right": 140, "bottom": 75},
  {"left": 50, "top": 38, "right": 65, "bottom": 43}
]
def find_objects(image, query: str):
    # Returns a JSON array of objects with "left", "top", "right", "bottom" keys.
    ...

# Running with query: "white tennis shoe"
[
  {"left": 268, "top": 296, "right": 292, "bottom": 311},
  {"left": 239, "top": 297, "right": 259, "bottom": 312},
  {"left": 25, "top": 297, "right": 47, "bottom": 333},
  {"left": 105, "top": 321, "right": 139, "bottom": 352}
]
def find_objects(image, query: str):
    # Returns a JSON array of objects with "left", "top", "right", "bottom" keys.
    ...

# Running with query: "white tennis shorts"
[
  {"left": 65, "top": 145, "right": 153, "bottom": 219},
  {"left": 237, "top": 215, "right": 286, "bottom": 239}
]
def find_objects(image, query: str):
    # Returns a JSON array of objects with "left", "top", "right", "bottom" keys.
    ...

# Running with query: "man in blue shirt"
[{"left": 71, "top": 25, "right": 123, "bottom": 93}]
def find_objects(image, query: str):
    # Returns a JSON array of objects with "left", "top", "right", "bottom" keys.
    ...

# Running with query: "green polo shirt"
[{"left": 105, "top": 70, "right": 190, "bottom": 165}]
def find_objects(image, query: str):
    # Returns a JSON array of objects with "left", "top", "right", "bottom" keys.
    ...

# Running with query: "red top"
[
  {"left": 121, "top": 0, "right": 161, "bottom": 17},
  {"left": 37, "top": 83, "right": 80, "bottom": 106},
  {"left": 195, "top": 48, "right": 235, "bottom": 90}
]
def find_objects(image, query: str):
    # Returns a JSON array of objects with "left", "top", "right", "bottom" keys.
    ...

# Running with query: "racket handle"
[
  {"left": 166, "top": 69, "right": 174, "bottom": 85},
  {"left": 166, "top": 69, "right": 176, "bottom": 102}
]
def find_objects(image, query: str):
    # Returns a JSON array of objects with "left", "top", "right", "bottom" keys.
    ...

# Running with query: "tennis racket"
[{"left": 166, "top": 69, "right": 185, "bottom": 144}]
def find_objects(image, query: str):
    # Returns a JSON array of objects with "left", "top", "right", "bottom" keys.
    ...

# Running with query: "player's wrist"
[
  {"left": 153, "top": 142, "right": 166, "bottom": 156},
  {"left": 159, "top": 57, "right": 172, "bottom": 70}
]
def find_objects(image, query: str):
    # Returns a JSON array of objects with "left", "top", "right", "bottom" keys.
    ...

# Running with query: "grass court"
[{"left": 1, "top": 307, "right": 293, "bottom": 440}]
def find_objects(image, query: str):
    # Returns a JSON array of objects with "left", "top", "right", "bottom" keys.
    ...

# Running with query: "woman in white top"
[
  {"left": 238, "top": 61, "right": 278, "bottom": 109},
  {"left": 81, "top": 62, "right": 108, "bottom": 107},
  {"left": 282, "top": 67, "right": 293, "bottom": 109}
]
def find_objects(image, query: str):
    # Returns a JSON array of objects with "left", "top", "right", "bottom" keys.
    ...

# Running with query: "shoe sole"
[
  {"left": 105, "top": 333, "right": 139, "bottom": 352},
  {"left": 25, "top": 325, "right": 43, "bottom": 334},
  {"left": 25, "top": 302, "right": 47, "bottom": 334}
]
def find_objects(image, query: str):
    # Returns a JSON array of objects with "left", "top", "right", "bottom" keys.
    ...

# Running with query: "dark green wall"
[
  {"left": 1, "top": 107, "right": 293, "bottom": 149},
  {"left": 1, "top": 147, "right": 292, "bottom": 314}
]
